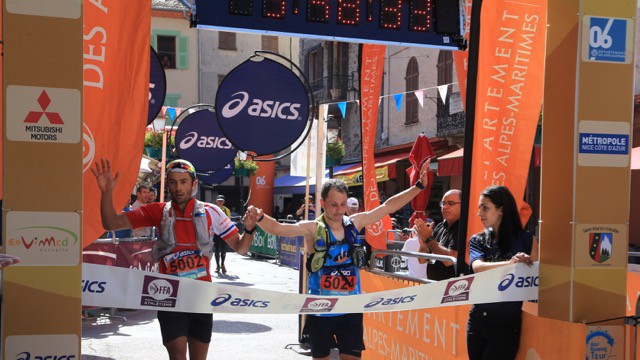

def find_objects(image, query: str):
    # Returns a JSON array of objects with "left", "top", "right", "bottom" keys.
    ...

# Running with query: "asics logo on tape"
[{"left": 221, "top": 91, "right": 301, "bottom": 120}]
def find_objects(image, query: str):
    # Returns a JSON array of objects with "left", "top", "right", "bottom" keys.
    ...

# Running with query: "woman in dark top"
[{"left": 467, "top": 186, "right": 539, "bottom": 360}]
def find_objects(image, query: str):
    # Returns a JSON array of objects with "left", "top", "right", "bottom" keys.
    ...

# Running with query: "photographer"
[{"left": 295, "top": 196, "right": 316, "bottom": 221}]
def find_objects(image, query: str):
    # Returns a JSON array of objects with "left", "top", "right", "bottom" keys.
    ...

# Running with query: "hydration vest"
[{"left": 152, "top": 200, "right": 213, "bottom": 260}]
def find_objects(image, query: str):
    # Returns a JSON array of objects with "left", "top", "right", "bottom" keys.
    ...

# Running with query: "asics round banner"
[
  {"left": 148, "top": 46, "right": 166, "bottom": 125},
  {"left": 175, "top": 108, "right": 237, "bottom": 171},
  {"left": 215, "top": 57, "right": 310, "bottom": 155},
  {"left": 197, "top": 161, "right": 234, "bottom": 187}
]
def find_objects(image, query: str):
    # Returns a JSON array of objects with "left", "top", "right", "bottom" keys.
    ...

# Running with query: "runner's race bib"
[
  {"left": 320, "top": 267, "right": 356, "bottom": 294},
  {"left": 163, "top": 249, "right": 207, "bottom": 279}
]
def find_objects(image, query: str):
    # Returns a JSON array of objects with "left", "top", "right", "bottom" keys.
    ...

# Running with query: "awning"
[
  {"left": 274, "top": 164, "right": 354, "bottom": 194},
  {"left": 437, "top": 147, "right": 542, "bottom": 177},
  {"left": 334, "top": 152, "right": 409, "bottom": 176}
]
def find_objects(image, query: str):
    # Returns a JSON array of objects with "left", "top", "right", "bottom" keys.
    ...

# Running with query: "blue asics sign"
[
  {"left": 175, "top": 108, "right": 237, "bottom": 171},
  {"left": 586, "top": 17, "right": 629, "bottom": 63},
  {"left": 148, "top": 46, "right": 166, "bottom": 125},
  {"left": 197, "top": 161, "right": 234, "bottom": 187},
  {"left": 215, "top": 58, "right": 310, "bottom": 155}
]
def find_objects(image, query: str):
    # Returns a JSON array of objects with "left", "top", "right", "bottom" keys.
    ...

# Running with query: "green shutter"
[
  {"left": 150, "top": 30, "right": 158, "bottom": 50},
  {"left": 177, "top": 35, "right": 188, "bottom": 69},
  {"left": 164, "top": 93, "right": 182, "bottom": 108}
]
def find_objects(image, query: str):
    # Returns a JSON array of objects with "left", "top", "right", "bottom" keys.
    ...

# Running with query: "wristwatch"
[
  {"left": 415, "top": 180, "right": 426, "bottom": 190},
  {"left": 245, "top": 226, "right": 257, "bottom": 235}
]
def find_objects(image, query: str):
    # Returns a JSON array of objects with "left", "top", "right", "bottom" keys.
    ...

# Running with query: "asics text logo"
[
  {"left": 364, "top": 295, "right": 416, "bottom": 308},
  {"left": 498, "top": 273, "right": 539, "bottom": 291},
  {"left": 179, "top": 131, "right": 233, "bottom": 150},
  {"left": 221, "top": 91, "right": 301, "bottom": 120}
]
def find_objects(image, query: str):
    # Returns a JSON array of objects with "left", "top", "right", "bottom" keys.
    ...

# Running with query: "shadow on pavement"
[
  {"left": 81, "top": 309, "right": 156, "bottom": 340},
  {"left": 212, "top": 319, "right": 271, "bottom": 334}
]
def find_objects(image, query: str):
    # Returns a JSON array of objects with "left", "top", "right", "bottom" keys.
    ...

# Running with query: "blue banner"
[
  {"left": 578, "top": 133, "right": 629, "bottom": 155},
  {"left": 278, "top": 235, "right": 304, "bottom": 270},
  {"left": 175, "top": 108, "right": 237, "bottom": 171},
  {"left": 148, "top": 46, "right": 166, "bottom": 125},
  {"left": 197, "top": 161, "right": 234, "bottom": 187},
  {"left": 215, "top": 57, "right": 310, "bottom": 155}
]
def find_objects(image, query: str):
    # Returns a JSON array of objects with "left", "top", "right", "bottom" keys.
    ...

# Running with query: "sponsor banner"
[
  {"left": 575, "top": 224, "right": 626, "bottom": 269},
  {"left": 148, "top": 46, "right": 167, "bottom": 125},
  {"left": 6, "top": 334, "right": 79, "bottom": 360},
  {"left": 175, "top": 108, "right": 236, "bottom": 171},
  {"left": 581, "top": 16, "right": 633, "bottom": 64},
  {"left": 278, "top": 235, "right": 304, "bottom": 270},
  {"left": 82, "top": 240, "right": 159, "bottom": 273},
  {"left": 360, "top": 44, "right": 391, "bottom": 251},
  {"left": 466, "top": 0, "right": 547, "bottom": 244},
  {"left": 335, "top": 167, "right": 389, "bottom": 187},
  {"left": 215, "top": 57, "right": 310, "bottom": 155},
  {"left": 248, "top": 155, "right": 275, "bottom": 216},
  {"left": 452, "top": 0, "right": 473, "bottom": 109},
  {"left": 586, "top": 326, "right": 624, "bottom": 360},
  {"left": 5, "top": 211, "right": 80, "bottom": 266},
  {"left": 6, "top": 0, "right": 80, "bottom": 18},
  {"left": 6, "top": 85, "right": 81, "bottom": 144},
  {"left": 197, "top": 161, "right": 234, "bottom": 187},
  {"left": 250, "top": 227, "right": 278, "bottom": 257},
  {"left": 82, "top": 262, "right": 539, "bottom": 314},
  {"left": 83, "top": 0, "right": 151, "bottom": 247},
  {"left": 577, "top": 120, "right": 630, "bottom": 167}
]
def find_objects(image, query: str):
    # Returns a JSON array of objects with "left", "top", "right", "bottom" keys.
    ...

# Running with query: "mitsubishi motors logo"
[
  {"left": 24, "top": 90, "right": 64, "bottom": 124},
  {"left": 7, "top": 85, "right": 80, "bottom": 144}
]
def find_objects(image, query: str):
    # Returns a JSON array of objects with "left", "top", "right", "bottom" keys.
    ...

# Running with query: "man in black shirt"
[{"left": 416, "top": 189, "right": 461, "bottom": 281}]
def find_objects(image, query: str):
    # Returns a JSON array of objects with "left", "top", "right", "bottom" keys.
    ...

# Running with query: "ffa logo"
[{"left": 589, "top": 232, "right": 612, "bottom": 263}]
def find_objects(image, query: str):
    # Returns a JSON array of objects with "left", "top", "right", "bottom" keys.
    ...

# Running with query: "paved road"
[{"left": 81, "top": 253, "right": 328, "bottom": 360}]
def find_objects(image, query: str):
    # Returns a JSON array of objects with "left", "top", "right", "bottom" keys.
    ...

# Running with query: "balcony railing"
[{"left": 308, "top": 75, "right": 352, "bottom": 102}]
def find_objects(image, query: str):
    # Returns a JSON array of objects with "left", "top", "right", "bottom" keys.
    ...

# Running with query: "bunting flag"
[
  {"left": 360, "top": 44, "right": 390, "bottom": 251},
  {"left": 338, "top": 102, "right": 347, "bottom": 118},
  {"left": 393, "top": 93, "right": 403, "bottom": 112},
  {"left": 414, "top": 90, "right": 424, "bottom": 107},
  {"left": 437, "top": 85, "right": 448, "bottom": 104},
  {"left": 83, "top": 0, "right": 151, "bottom": 248},
  {"left": 465, "top": 0, "right": 547, "bottom": 246},
  {"left": 166, "top": 107, "right": 177, "bottom": 121}
]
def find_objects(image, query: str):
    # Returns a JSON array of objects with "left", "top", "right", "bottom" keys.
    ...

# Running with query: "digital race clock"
[{"left": 195, "top": 0, "right": 465, "bottom": 50}]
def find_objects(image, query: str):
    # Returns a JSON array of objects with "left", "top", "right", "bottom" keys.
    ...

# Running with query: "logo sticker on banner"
[
  {"left": 215, "top": 57, "right": 310, "bottom": 155},
  {"left": 175, "top": 108, "right": 237, "bottom": 171},
  {"left": 141, "top": 275, "right": 179, "bottom": 308},
  {"left": 582, "top": 16, "right": 632, "bottom": 64},
  {"left": 148, "top": 46, "right": 167, "bottom": 125},
  {"left": 197, "top": 161, "right": 234, "bottom": 187},
  {"left": 6, "top": 334, "right": 79, "bottom": 360}
]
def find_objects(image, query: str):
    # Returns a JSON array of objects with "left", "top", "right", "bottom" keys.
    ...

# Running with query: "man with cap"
[
  {"left": 91, "top": 158, "right": 258, "bottom": 360},
  {"left": 346, "top": 197, "right": 359, "bottom": 216},
  {"left": 214, "top": 194, "right": 231, "bottom": 274}
]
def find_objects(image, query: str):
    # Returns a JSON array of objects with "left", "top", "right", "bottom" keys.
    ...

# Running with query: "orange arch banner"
[
  {"left": 82, "top": 0, "right": 151, "bottom": 247},
  {"left": 465, "top": 0, "right": 547, "bottom": 242},
  {"left": 248, "top": 157, "right": 275, "bottom": 216}
]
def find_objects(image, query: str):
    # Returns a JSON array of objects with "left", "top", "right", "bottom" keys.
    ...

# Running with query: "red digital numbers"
[
  {"left": 409, "top": 0, "right": 432, "bottom": 32},
  {"left": 307, "top": 0, "right": 330, "bottom": 23},
  {"left": 379, "top": 0, "right": 402, "bottom": 29},
  {"left": 262, "top": 0, "right": 286, "bottom": 19},
  {"left": 337, "top": 0, "right": 360, "bottom": 25}
]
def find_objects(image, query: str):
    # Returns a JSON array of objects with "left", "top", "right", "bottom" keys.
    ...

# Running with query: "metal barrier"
[{"left": 368, "top": 249, "right": 457, "bottom": 284}]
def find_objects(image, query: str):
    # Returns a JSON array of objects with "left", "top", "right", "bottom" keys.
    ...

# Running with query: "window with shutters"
[
  {"left": 436, "top": 51, "right": 453, "bottom": 116},
  {"left": 219, "top": 31, "right": 237, "bottom": 50},
  {"left": 306, "top": 46, "right": 323, "bottom": 88},
  {"left": 405, "top": 57, "right": 420, "bottom": 125},
  {"left": 151, "top": 30, "right": 189, "bottom": 70},
  {"left": 261, "top": 35, "right": 278, "bottom": 52}
]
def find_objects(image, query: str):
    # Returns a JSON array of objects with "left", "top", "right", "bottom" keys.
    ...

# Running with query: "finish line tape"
[{"left": 82, "top": 262, "right": 539, "bottom": 314}]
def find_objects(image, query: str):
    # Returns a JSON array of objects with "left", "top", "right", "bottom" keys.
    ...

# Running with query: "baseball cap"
[
  {"left": 347, "top": 197, "right": 359, "bottom": 208},
  {"left": 216, "top": 195, "right": 225, "bottom": 201}
]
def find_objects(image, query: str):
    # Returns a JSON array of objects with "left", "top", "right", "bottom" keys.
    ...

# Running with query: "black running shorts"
[
  {"left": 157, "top": 310, "right": 213, "bottom": 344},
  {"left": 304, "top": 313, "right": 365, "bottom": 358}
]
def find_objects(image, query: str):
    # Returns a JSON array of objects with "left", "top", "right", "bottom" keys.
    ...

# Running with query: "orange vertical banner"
[
  {"left": 82, "top": 0, "right": 151, "bottom": 247},
  {"left": 360, "top": 44, "right": 390, "bottom": 250},
  {"left": 452, "top": 0, "right": 473, "bottom": 109},
  {"left": 466, "top": 0, "right": 547, "bottom": 241},
  {"left": 248, "top": 156, "right": 275, "bottom": 216}
]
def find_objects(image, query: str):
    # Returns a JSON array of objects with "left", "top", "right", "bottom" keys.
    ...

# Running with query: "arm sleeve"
[
  {"left": 207, "top": 205, "right": 238, "bottom": 239},
  {"left": 125, "top": 202, "right": 163, "bottom": 229},
  {"left": 468, "top": 235, "right": 485, "bottom": 270}
]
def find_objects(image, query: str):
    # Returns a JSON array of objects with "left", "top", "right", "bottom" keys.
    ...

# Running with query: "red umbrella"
[{"left": 406, "top": 133, "right": 435, "bottom": 227}]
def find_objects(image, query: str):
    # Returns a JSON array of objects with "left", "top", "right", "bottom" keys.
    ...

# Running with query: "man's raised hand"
[{"left": 90, "top": 158, "right": 120, "bottom": 193}]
